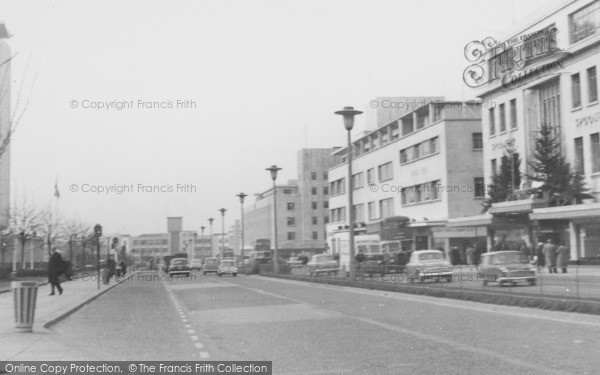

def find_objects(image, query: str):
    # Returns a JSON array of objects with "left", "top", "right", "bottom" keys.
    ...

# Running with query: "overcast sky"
[{"left": 2, "top": 0, "right": 550, "bottom": 235}]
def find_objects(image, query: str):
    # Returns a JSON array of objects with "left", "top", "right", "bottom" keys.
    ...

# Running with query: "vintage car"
[
  {"left": 286, "top": 256, "right": 304, "bottom": 268},
  {"left": 478, "top": 251, "right": 537, "bottom": 286},
  {"left": 217, "top": 259, "right": 238, "bottom": 277},
  {"left": 404, "top": 250, "right": 453, "bottom": 283},
  {"left": 307, "top": 254, "right": 338, "bottom": 276},
  {"left": 189, "top": 259, "right": 203, "bottom": 271},
  {"left": 168, "top": 258, "right": 191, "bottom": 278}
]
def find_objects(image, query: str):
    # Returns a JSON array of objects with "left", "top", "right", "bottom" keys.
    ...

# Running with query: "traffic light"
[{"left": 94, "top": 224, "right": 103, "bottom": 238}]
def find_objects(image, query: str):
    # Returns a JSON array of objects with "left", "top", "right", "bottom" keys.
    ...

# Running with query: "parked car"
[
  {"left": 217, "top": 259, "right": 238, "bottom": 277},
  {"left": 203, "top": 257, "right": 220, "bottom": 275},
  {"left": 286, "top": 256, "right": 303, "bottom": 268},
  {"left": 478, "top": 251, "right": 537, "bottom": 286},
  {"left": 168, "top": 258, "right": 190, "bottom": 278},
  {"left": 404, "top": 250, "right": 453, "bottom": 283},
  {"left": 189, "top": 259, "right": 203, "bottom": 271},
  {"left": 307, "top": 254, "right": 338, "bottom": 276}
]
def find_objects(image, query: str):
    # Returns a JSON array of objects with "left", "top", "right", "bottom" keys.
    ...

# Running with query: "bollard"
[{"left": 11, "top": 281, "right": 39, "bottom": 333}]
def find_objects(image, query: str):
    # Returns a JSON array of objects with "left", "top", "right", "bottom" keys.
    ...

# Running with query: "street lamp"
[
  {"left": 236, "top": 193, "right": 248, "bottom": 261},
  {"left": 208, "top": 218, "right": 214, "bottom": 256},
  {"left": 266, "top": 165, "right": 282, "bottom": 274},
  {"left": 94, "top": 224, "right": 103, "bottom": 290},
  {"left": 218, "top": 209, "right": 227, "bottom": 259},
  {"left": 334, "top": 106, "right": 362, "bottom": 280}
]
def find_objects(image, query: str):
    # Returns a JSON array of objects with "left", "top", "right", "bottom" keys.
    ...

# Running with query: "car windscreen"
[
  {"left": 491, "top": 253, "right": 529, "bottom": 264},
  {"left": 221, "top": 261, "right": 235, "bottom": 266},
  {"left": 418, "top": 252, "right": 443, "bottom": 261},
  {"left": 171, "top": 259, "right": 187, "bottom": 265},
  {"left": 205, "top": 259, "right": 217, "bottom": 264}
]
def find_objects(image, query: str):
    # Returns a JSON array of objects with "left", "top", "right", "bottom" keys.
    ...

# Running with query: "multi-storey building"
[
  {"left": 0, "top": 24, "right": 10, "bottom": 228},
  {"left": 327, "top": 100, "right": 485, "bottom": 271},
  {"left": 243, "top": 148, "right": 339, "bottom": 255},
  {"left": 129, "top": 233, "right": 170, "bottom": 264},
  {"left": 450, "top": 0, "right": 600, "bottom": 261}
]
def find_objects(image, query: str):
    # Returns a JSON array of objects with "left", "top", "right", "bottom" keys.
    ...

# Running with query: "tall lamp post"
[
  {"left": 218, "top": 209, "right": 227, "bottom": 259},
  {"left": 266, "top": 165, "right": 282, "bottom": 274},
  {"left": 200, "top": 226, "right": 205, "bottom": 256},
  {"left": 236, "top": 193, "right": 247, "bottom": 261},
  {"left": 208, "top": 218, "right": 214, "bottom": 256},
  {"left": 334, "top": 106, "right": 362, "bottom": 280}
]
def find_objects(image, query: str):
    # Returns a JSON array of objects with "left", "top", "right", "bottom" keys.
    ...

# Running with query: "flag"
[{"left": 54, "top": 180, "right": 60, "bottom": 198}]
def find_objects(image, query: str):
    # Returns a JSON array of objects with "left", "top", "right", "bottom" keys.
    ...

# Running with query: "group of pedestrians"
[{"left": 535, "top": 239, "right": 569, "bottom": 273}]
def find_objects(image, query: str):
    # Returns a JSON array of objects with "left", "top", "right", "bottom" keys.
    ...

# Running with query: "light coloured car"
[
  {"left": 404, "top": 250, "right": 453, "bottom": 283},
  {"left": 217, "top": 259, "right": 238, "bottom": 277},
  {"left": 307, "top": 254, "right": 338, "bottom": 276},
  {"left": 168, "top": 258, "right": 191, "bottom": 278},
  {"left": 189, "top": 259, "right": 203, "bottom": 271},
  {"left": 203, "top": 257, "right": 220, "bottom": 275},
  {"left": 478, "top": 251, "right": 537, "bottom": 286},
  {"left": 286, "top": 256, "right": 303, "bottom": 268}
]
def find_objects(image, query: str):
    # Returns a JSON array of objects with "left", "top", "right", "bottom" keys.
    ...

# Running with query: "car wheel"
[
  {"left": 233, "top": 273, "right": 237, "bottom": 277},
  {"left": 445, "top": 275, "right": 452, "bottom": 283},
  {"left": 529, "top": 279, "right": 536, "bottom": 286}
]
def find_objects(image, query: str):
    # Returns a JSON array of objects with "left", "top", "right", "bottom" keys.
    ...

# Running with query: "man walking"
[
  {"left": 542, "top": 239, "right": 557, "bottom": 274},
  {"left": 556, "top": 242, "right": 569, "bottom": 274},
  {"left": 48, "top": 249, "right": 64, "bottom": 295}
]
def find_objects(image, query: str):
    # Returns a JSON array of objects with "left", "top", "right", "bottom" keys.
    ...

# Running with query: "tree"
[
  {"left": 488, "top": 145, "right": 521, "bottom": 203},
  {"left": 528, "top": 123, "right": 588, "bottom": 206},
  {"left": 62, "top": 219, "right": 82, "bottom": 264},
  {"left": 4, "top": 199, "right": 42, "bottom": 270},
  {"left": 39, "top": 207, "right": 64, "bottom": 260}
]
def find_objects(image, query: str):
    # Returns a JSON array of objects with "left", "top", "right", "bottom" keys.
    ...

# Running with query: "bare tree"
[
  {"left": 4, "top": 199, "right": 42, "bottom": 270},
  {"left": 39, "top": 207, "right": 64, "bottom": 260},
  {"left": 78, "top": 224, "right": 95, "bottom": 266}
]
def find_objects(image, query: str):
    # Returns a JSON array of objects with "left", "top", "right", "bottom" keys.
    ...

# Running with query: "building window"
[
  {"left": 353, "top": 204, "right": 365, "bottom": 223},
  {"left": 472, "top": 133, "right": 483, "bottom": 150},
  {"left": 402, "top": 118, "right": 414, "bottom": 135},
  {"left": 489, "top": 108, "right": 496, "bottom": 136},
  {"left": 509, "top": 99, "right": 517, "bottom": 129},
  {"left": 474, "top": 177, "right": 485, "bottom": 198},
  {"left": 367, "top": 201, "right": 377, "bottom": 220},
  {"left": 378, "top": 162, "right": 393, "bottom": 181},
  {"left": 430, "top": 137, "right": 438, "bottom": 154},
  {"left": 400, "top": 149, "right": 408, "bottom": 164},
  {"left": 283, "top": 189, "right": 292, "bottom": 194},
  {"left": 379, "top": 198, "right": 394, "bottom": 218},
  {"left": 323, "top": 187, "right": 329, "bottom": 195},
  {"left": 330, "top": 178, "right": 346, "bottom": 195},
  {"left": 432, "top": 104, "right": 442, "bottom": 122},
  {"left": 323, "top": 172, "right": 328, "bottom": 180},
  {"left": 588, "top": 66, "right": 598, "bottom": 103},
  {"left": 575, "top": 137, "right": 585, "bottom": 173},
  {"left": 311, "top": 187, "right": 317, "bottom": 195},
  {"left": 287, "top": 232, "right": 296, "bottom": 241},
  {"left": 353, "top": 172, "right": 364, "bottom": 189},
  {"left": 491, "top": 159, "right": 497, "bottom": 177},
  {"left": 400, "top": 188, "right": 407, "bottom": 205},
  {"left": 324, "top": 201, "right": 329, "bottom": 209},
  {"left": 591, "top": 133, "right": 600, "bottom": 173},
  {"left": 312, "top": 202, "right": 318, "bottom": 210},
  {"left": 430, "top": 181, "right": 440, "bottom": 200},
  {"left": 287, "top": 217, "right": 296, "bottom": 226},
  {"left": 331, "top": 207, "right": 346, "bottom": 222},
  {"left": 312, "top": 217, "right": 318, "bottom": 225},
  {"left": 391, "top": 125, "right": 399, "bottom": 140},
  {"left": 367, "top": 168, "right": 375, "bottom": 184},
  {"left": 570, "top": 1, "right": 600, "bottom": 44},
  {"left": 499, "top": 103, "right": 506, "bottom": 132},
  {"left": 311, "top": 172, "right": 317, "bottom": 180},
  {"left": 572, "top": 73, "right": 582, "bottom": 108},
  {"left": 287, "top": 202, "right": 295, "bottom": 211},
  {"left": 413, "top": 143, "right": 421, "bottom": 159},
  {"left": 312, "top": 231, "right": 318, "bottom": 240},
  {"left": 324, "top": 216, "right": 329, "bottom": 224}
]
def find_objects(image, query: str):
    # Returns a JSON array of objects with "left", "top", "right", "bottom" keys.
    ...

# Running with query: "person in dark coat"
[
  {"left": 543, "top": 239, "right": 557, "bottom": 273},
  {"left": 106, "top": 256, "right": 117, "bottom": 282},
  {"left": 120, "top": 261, "right": 127, "bottom": 276},
  {"left": 518, "top": 241, "right": 531, "bottom": 261},
  {"left": 556, "top": 242, "right": 569, "bottom": 273},
  {"left": 536, "top": 241, "right": 545, "bottom": 268},
  {"left": 48, "top": 249, "right": 64, "bottom": 295}
]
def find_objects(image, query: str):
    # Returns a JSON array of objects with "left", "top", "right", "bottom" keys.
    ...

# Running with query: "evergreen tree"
[
  {"left": 488, "top": 148, "right": 521, "bottom": 203},
  {"left": 528, "top": 123, "right": 588, "bottom": 206}
]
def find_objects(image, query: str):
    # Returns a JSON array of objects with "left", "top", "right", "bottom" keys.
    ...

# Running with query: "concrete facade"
[{"left": 0, "top": 25, "right": 10, "bottom": 228}]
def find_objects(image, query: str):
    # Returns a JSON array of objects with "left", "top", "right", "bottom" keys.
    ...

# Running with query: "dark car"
[
  {"left": 478, "top": 251, "right": 537, "bottom": 286},
  {"left": 203, "top": 257, "right": 220, "bottom": 275},
  {"left": 168, "top": 258, "right": 191, "bottom": 278}
]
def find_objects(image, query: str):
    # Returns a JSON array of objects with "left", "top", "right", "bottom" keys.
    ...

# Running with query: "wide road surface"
[{"left": 51, "top": 271, "right": 600, "bottom": 374}]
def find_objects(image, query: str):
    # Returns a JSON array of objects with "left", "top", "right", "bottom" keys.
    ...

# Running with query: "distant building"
[
  {"left": 129, "top": 233, "right": 169, "bottom": 264},
  {"left": 243, "top": 148, "right": 340, "bottom": 254}
]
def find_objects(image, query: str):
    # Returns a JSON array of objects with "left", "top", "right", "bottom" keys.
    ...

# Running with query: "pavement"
[{"left": 0, "top": 271, "right": 137, "bottom": 361}]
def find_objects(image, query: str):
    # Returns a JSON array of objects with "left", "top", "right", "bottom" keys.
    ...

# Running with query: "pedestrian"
[
  {"left": 556, "top": 242, "right": 569, "bottom": 274},
  {"left": 449, "top": 246, "right": 459, "bottom": 266},
  {"left": 107, "top": 255, "right": 116, "bottom": 282},
  {"left": 518, "top": 240, "right": 531, "bottom": 261},
  {"left": 120, "top": 261, "right": 127, "bottom": 276},
  {"left": 355, "top": 249, "right": 365, "bottom": 275},
  {"left": 48, "top": 249, "right": 64, "bottom": 295},
  {"left": 542, "top": 239, "right": 557, "bottom": 273},
  {"left": 536, "top": 241, "right": 546, "bottom": 268},
  {"left": 465, "top": 244, "right": 475, "bottom": 267}
]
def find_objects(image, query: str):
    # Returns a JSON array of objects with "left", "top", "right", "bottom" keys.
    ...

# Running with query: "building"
[
  {"left": 0, "top": 24, "right": 10, "bottom": 228},
  {"left": 243, "top": 148, "right": 340, "bottom": 255},
  {"left": 450, "top": 0, "right": 600, "bottom": 261},
  {"left": 326, "top": 100, "right": 485, "bottom": 270},
  {"left": 129, "top": 233, "right": 169, "bottom": 264}
]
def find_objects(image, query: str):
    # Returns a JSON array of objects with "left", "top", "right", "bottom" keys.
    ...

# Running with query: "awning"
[
  {"left": 530, "top": 203, "right": 600, "bottom": 220},
  {"left": 447, "top": 214, "right": 494, "bottom": 227},
  {"left": 488, "top": 198, "right": 548, "bottom": 214}
]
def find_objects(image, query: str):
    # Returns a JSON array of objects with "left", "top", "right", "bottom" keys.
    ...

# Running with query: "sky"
[{"left": 1, "top": 0, "right": 551, "bottom": 235}]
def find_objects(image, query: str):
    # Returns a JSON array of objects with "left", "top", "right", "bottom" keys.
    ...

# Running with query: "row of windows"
[
  {"left": 286, "top": 202, "right": 329, "bottom": 210},
  {"left": 133, "top": 239, "right": 168, "bottom": 246},
  {"left": 287, "top": 216, "right": 330, "bottom": 226},
  {"left": 330, "top": 178, "right": 345, "bottom": 195},
  {"left": 574, "top": 132, "right": 600, "bottom": 174},
  {"left": 571, "top": 66, "right": 597, "bottom": 109},
  {"left": 309, "top": 172, "right": 329, "bottom": 181},
  {"left": 489, "top": 99, "right": 517, "bottom": 136},
  {"left": 570, "top": 1, "right": 600, "bottom": 44},
  {"left": 286, "top": 231, "right": 324, "bottom": 240},
  {"left": 310, "top": 187, "right": 328, "bottom": 195},
  {"left": 399, "top": 136, "right": 439, "bottom": 164}
]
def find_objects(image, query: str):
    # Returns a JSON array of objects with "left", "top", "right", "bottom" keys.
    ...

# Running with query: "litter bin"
[
  {"left": 11, "top": 281, "right": 39, "bottom": 333},
  {"left": 102, "top": 268, "right": 110, "bottom": 284}
]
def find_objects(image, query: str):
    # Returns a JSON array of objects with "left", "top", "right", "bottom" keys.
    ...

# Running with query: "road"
[{"left": 50, "top": 271, "right": 600, "bottom": 374}]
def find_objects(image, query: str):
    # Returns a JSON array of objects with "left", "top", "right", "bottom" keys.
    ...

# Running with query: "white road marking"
[
  {"left": 200, "top": 352, "right": 210, "bottom": 359},
  {"left": 195, "top": 343, "right": 204, "bottom": 349},
  {"left": 190, "top": 335, "right": 199, "bottom": 341}
]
